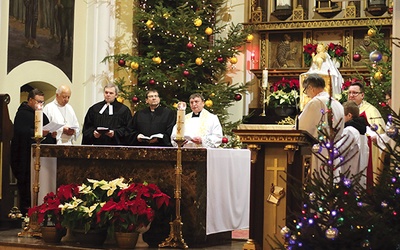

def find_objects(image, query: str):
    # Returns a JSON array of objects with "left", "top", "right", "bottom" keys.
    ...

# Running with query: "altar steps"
[{"left": 0, "top": 229, "right": 245, "bottom": 250}]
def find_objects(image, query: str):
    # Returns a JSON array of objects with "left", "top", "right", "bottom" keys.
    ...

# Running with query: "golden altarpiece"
[{"left": 238, "top": 1, "right": 393, "bottom": 249}]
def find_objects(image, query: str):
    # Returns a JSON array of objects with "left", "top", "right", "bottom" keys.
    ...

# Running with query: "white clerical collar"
[{"left": 99, "top": 103, "right": 113, "bottom": 115}]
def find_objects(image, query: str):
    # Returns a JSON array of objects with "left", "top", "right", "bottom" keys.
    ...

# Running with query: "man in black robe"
[
  {"left": 82, "top": 83, "right": 132, "bottom": 145},
  {"left": 11, "top": 89, "right": 57, "bottom": 215},
  {"left": 129, "top": 89, "right": 176, "bottom": 146}
]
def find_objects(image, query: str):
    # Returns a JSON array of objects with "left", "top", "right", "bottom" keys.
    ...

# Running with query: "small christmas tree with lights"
[
  {"left": 104, "top": 0, "right": 253, "bottom": 147},
  {"left": 269, "top": 95, "right": 377, "bottom": 249},
  {"left": 270, "top": 94, "right": 400, "bottom": 249}
]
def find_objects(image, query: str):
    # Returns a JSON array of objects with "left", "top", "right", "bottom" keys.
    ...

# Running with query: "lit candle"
[
  {"left": 34, "top": 104, "right": 43, "bottom": 138},
  {"left": 262, "top": 69, "right": 268, "bottom": 88},
  {"left": 176, "top": 101, "right": 186, "bottom": 139}
]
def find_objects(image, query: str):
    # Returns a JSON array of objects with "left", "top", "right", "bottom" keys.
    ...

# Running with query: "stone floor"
[{"left": 0, "top": 229, "right": 247, "bottom": 250}]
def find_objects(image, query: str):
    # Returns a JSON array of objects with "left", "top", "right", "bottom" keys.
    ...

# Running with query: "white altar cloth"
[
  {"left": 32, "top": 147, "right": 251, "bottom": 235},
  {"left": 206, "top": 148, "right": 251, "bottom": 235}
]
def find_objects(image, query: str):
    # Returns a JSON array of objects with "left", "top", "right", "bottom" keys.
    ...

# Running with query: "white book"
[
  {"left": 138, "top": 133, "right": 164, "bottom": 140},
  {"left": 43, "top": 121, "right": 64, "bottom": 133}
]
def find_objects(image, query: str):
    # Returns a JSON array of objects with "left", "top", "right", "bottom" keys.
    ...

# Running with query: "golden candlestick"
[
  {"left": 18, "top": 136, "right": 43, "bottom": 237},
  {"left": 159, "top": 138, "right": 188, "bottom": 249}
]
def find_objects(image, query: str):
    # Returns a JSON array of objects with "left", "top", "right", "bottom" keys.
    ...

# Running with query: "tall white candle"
[
  {"left": 262, "top": 69, "right": 268, "bottom": 88},
  {"left": 176, "top": 101, "right": 186, "bottom": 139},
  {"left": 34, "top": 109, "right": 43, "bottom": 138}
]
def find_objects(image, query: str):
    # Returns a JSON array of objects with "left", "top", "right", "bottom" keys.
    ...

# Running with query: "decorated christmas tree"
[
  {"left": 269, "top": 80, "right": 400, "bottom": 249},
  {"left": 104, "top": 0, "right": 253, "bottom": 147},
  {"left": 352, "top": 25, "right": 392, "bottom": 117}
]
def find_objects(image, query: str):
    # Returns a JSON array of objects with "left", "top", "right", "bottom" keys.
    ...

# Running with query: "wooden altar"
[
  {"left": 233, "top": 124, "right": 316, "bottom": 249},
  {"left": 34, "top": 145, "right": 250, "bottom": 247}
]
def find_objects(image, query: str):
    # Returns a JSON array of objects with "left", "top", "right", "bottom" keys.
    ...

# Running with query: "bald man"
[{"left": 43, "top": 85, "right": 80, "bottom": 144}]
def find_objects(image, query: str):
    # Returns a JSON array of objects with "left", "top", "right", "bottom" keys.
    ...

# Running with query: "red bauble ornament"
[
  {"left": 183, "top": 70, "right": 190, "bottom": 77},
  {"left": 234, "top": 93, "right": 242, "bottom": 101},
  {"left": 118, "top": 59, "right": 126, "bottom": 67},
  {"left": 217, "top": 57, "right": 224, "bottom": 63},
  {"left": 187, "top": 42, "right": 194, "bottom": 49},
  {"left": 222, "top": 137, "right": 228, "bottom": 143},
  {"left": 353, "top": 53, "right": 361, "bottom": 62},
  {"left": 131, "top": 96, "right": 139, "bottom": 103},
  {"left": 149, "top": 79, "right": 155, "bottom": 85}
]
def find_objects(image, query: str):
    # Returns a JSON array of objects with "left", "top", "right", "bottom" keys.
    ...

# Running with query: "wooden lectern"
[{"left": 233, "top": 124, "right": 316, "bottom": 249}]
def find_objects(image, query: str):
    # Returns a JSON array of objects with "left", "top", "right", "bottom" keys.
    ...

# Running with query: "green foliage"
[
  {"left": 354, "top": 25, "right": 391, "bottom": 117},
  {"left": 104, "top": 0, "right": 253, "bottom": 147}
]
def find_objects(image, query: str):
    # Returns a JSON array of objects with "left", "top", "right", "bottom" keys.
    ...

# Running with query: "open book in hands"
[
  {"left": 138, "top": 133, "right": 164, "bottom": 140},
  {"left": 96, "top": 127, "right": 110, "bottom": 134}
]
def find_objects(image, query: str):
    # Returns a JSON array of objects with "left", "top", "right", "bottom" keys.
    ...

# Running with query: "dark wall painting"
[{"left": 8, "top": 0, "right": 75, "bottom": 80}]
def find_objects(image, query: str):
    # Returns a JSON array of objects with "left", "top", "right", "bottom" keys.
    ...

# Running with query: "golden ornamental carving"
[
  {"left": 237, "top": 134, "right": 310, "bottom": 144},
  {"left": 248, "top": 17, "right": 392, "bottom": 31}
]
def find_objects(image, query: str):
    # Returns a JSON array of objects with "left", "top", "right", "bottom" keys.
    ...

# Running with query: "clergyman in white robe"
[
  {"left": 171, "top": 109, "right": 223, "bottom": 148},
  {"left": 43, "top": 99, "right": 80, "bottom": 145}
]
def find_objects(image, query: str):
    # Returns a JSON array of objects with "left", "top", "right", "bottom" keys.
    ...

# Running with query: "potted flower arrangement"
[
  {"left": 266, "top": 77, "right": 300, "bottom": 117},
  {"left": 96, "top": 181, "right": 170, "bottom": 248},
  {"left": 59, "top": 177, "right": 129, "bottom": 246},
  {"left": 28, "top": 184, "right": 79, "bottom": 243},
  {"left": 327, "top": 42, "right": 347, "bottom": 67},
  {"left": 58, "top": 177, "right": 170, "bottom": 247}
]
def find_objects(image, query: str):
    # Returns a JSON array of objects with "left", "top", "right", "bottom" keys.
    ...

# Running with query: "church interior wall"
[{"left": 1, "top": 0, "right": 399, "bottom": 141}]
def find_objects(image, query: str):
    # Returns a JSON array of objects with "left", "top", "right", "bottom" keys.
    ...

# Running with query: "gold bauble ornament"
[
  {"left": 195, "top": 57, "right": 203, "bottom": 65},
  {"left": 210, "top": 93, "right": 215, "bottom": 97},
  {"left": 163, "top": 13, "right": 170, "bottom": 19},
  {"left": 117, "top": 96, "right": 125, "bottom": 103},
  {"left": 229, "top": 57, "right": 238, "bottom": 64},
  {"left": 130, "top": 61, "right": 139, "bottom": 70},
  {"left": 374, "top": 71, "right": 383, "bottom": 81},
  {"left": 205, "top": 27, "right": 213, "bottom": 35},
  {"left": 173, "top": 103, "right": 178, "bottom": 109},
  {"left": 246, "top": 34, "right": 254, "bottom": 42},
  {"left": 205, "top": 99, "right": 213, "bottom": 107},
  {"left": 367, "top": 28, "right": 376, "bottom": 37},
  {"left": 152, "top": 56, "right": 162, "bottom": 64},
  {"left": 194, "top": 18, "right": 202, "bottom": 27},
  {"left": 146, "top": 20, "right": 154, "bottom": 29}
]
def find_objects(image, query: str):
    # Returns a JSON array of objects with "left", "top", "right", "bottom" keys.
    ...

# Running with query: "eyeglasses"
[
  {"left": 33, "top": 98, "right": 45, "bottom": 104},
  {"left": 303, "top": 85, "right": 310, "bottom": 94},
  {"left": 348, "top": 91, "right": 362, "bottom": 96},
  {"left": 147, "top": 95, "right": 159, "bottom": 98}
]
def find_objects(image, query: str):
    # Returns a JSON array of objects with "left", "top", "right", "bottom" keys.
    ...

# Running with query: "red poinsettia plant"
[
  {"left": 269, "top": 77, "right": 300, "bottom": 93},
  {"left": 327, "top": 42, "right": 347, "bottom": 63},
  {"left": 303, "top": 43, "right": 318, "bottom": 67},
  {"left": 28, "top": 184, "right": 79, "bottom": 229},
  {"left": 96, "top": 181, "right": 170, "bottom": 233}
]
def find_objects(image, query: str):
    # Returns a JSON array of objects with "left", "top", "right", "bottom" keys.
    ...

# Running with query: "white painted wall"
[{"left": 0, "top": 0, "right": 116, "bottom": 144}]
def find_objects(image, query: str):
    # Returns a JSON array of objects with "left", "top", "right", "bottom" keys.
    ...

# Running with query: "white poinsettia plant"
[
  {"left": 59, "top": 177, "right": 128, "bottom": 233},
  {"left": 266, "top": 89, "right": 300, "bottom": 108}
]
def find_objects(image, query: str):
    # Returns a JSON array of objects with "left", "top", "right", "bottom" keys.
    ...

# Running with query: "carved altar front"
[
  {"left": 34, "top": 145, "right": 250, "bottom": 247},
  {"left": 233, "top": 124, "right": 316, "bottom": 249}
]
